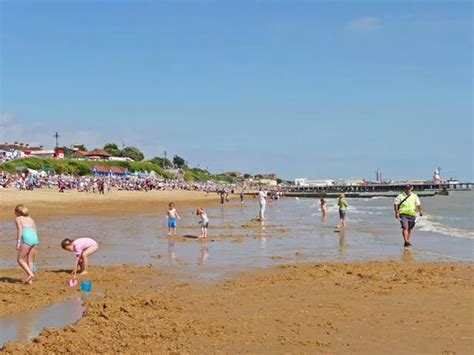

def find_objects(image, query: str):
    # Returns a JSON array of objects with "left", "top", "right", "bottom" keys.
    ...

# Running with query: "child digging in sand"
[
  {"left": 166, "top": 202, "right": 181, "bottom": 235},
  {"left": 61, "top": 238, "right": 99, "bottom": 276},
  {"left": 196, "top": 208, "right": 209, "bottom": 238},
  {"left": 14, "top": 205, "right": 39, "bottom": 284}
]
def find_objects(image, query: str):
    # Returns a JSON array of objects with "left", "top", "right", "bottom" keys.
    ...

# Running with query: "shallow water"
[
  {"left": 0, "top": 191, "right": 472, "bottom": 280},
  {"left": 0, "top": 297, "right": 84, "bottom": 348}
]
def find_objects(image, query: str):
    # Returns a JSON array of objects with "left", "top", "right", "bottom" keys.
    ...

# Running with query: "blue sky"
[{"left": 1, "top": 0, "right": 472, "bottom": 180}]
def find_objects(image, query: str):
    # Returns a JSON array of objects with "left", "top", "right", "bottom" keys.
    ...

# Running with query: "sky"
[{"left": 0, "top": 0, "right": 472, "bottom": 181}]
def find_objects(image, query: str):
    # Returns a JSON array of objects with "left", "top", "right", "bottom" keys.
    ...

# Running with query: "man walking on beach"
[
  {"left": 258, "top": 188, "right": 267, "bottom": 220},
  {"left": 394, "top": 185, "right": 424, "bottom": 247}
]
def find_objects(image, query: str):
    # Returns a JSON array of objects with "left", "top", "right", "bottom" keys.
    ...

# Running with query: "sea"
[{"left": 0, "top": 191, "right": 472, "bottom": 280}]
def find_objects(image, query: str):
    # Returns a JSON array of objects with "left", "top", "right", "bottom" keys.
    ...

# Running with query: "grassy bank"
[
  {"left": 0, "top": 158, "right": 171, "bottom": 178},
  {"left": 0, "top": 158, "right": 234, "bottom": 183}
]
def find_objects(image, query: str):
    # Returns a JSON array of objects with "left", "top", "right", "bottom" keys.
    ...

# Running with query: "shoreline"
[{"left": 1, "top": 260, "right": 472, "bottom": 353}]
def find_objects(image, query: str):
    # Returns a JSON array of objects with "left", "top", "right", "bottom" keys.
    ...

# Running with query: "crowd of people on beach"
[
  {"left": 0, "top": 171, "right": 249, "bottom": 195},
  {"left": 8, "top": 179, "right": 423, "bottom": 286}
]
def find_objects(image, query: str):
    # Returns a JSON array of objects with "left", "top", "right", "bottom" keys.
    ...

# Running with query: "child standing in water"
[
  {"left": 337, "top": 194, "right": 348, "bottom": 229},
  {"left": 166, "top": 202, "right": 181, "bottom": 235},
  {"left": 61, "top": 238, "right": 99, "bottom": 275},
  {"left": 320, "top": 198, "right": 328, "bottom": 220},
  {"left": 196, "top": 208, "right": 209, "bottom": 238},
  {"left": 14, "top": 205, "right": 39, "bottom": 284}
]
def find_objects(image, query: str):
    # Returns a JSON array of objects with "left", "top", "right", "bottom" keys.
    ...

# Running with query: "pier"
[{"left": 282, "top": 182, "right": 473, "bottom": 199}]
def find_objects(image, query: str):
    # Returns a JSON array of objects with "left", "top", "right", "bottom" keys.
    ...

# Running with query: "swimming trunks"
[
  {"left": 400, "top": 214, "right": 416, "bottom": 230},
  {"left": 21, "top": 227, "right": 39, "bottom": 247},
  {"left": 168, "top": 218, "right": 177, "bottom": 228}
]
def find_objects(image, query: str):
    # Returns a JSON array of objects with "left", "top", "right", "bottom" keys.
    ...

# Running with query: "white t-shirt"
[
  {"left": 258, "top": 191, "right": 267, "bottom": 205},
  {"left": 200, "top": 212, "right": 209, "bottom": 224}
]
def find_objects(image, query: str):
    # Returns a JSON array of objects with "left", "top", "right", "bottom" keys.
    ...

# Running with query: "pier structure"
[{"left": 281, "top": 182, "right": 472, "bottom": 198}]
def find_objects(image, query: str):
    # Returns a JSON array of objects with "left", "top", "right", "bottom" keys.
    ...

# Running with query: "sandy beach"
[
  {"left": 1, "top": 262, "right": 472, "bottom": 353},
  {"left": 0, "top": 189, "right": 221, "bottom": 223},
  {"left": 0, "top": 190, "right": 473, "bottom": 353}
]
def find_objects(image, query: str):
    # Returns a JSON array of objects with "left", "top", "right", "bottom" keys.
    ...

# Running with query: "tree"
[
  {"left": 72, "top": 144, "right": 87, "bottom": 151},
  {"left": 173, "top": 155, "right": 186, "bottom": 168},
  {"left": 103, "top": 143, "right": 121, "bottom": 157},
  {"left": 150, "top": 156, "right": 173, "bottom": 168},
  {"left": 121, "top": 146, "right": 144, "bottom": 161}
]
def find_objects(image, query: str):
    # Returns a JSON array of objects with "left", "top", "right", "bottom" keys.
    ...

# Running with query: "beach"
[
  {"left": 0, "top": 189, "right": 473, "bottom": 353},
  {"left": 1, "top": 262, "right": 472, "bottom": 353}
]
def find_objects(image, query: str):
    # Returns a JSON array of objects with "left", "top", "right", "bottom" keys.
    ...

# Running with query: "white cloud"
[
  {"left": 0, "top": 113, "right": 17, "bottom": 124},
  {"left": 346, "top": 16, "right": 381, "bottom": 32}
]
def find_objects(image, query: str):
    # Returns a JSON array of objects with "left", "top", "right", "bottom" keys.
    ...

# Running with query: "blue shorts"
[{"left": 168, "top": 218, "right": 177, "bottom": 228}]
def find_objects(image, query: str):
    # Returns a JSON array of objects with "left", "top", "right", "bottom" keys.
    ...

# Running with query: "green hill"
[{"left": 0, "top": 158, "right": 235, "bottom": 184}]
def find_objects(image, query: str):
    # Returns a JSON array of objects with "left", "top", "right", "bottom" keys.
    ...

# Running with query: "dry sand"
[
  {"left": 0, "top": 188, "right": 222, "bottom": 223},
  {"left": 1, "top": 189, "right": 473, "bottom": 353},
  {"left": 1, "top": 262, "right": 473, "bottom": 354}
]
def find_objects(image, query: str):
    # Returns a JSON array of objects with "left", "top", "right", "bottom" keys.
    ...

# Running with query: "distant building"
[
  {"left": 109, "top": 156, "right": 134, "bottom": 162},
  {"left": 295, "top": 178, "right": 335, "bottom": 187},
  {"left": 83, "top": 149, "right": 111, "bottom": 161},
  {"left": 342, "top": 178, "right": 366, "bottom": 186},
  {"left": 375, "top": 169, "right": 383, "bottom": 183},
  {"left": 55, "top": 148, "right": 65, "bottom": 159},
  {"left": 29, "top": 149, "right": 56, "bottom": 158},
  {"left": 0, "top": 142, "right": 46, "bottom": 161},
  {"left": 92, "top": 166, "right": 128, "bottom": 177},
  {"left": 71, "top": 151, "right": 88, "bottom": 160},
  {"left": 258, "top": 178, "right": 278, "bottom": 186},
  {"left": 433, "top": 168, "right": 441, "bottom": 184}
]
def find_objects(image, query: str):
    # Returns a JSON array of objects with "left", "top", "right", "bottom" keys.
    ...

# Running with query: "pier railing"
[{"left": 278, "top": 182, "right": 472, "bottom": 198}]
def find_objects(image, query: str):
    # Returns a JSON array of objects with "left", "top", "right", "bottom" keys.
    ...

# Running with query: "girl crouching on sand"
[
  {"left": 14, "top": 205, "right": 39, "bottom": 284},
  {"left": 196, "top": 208, "right": 209, "bottom": 238},
  {"left": 61, "top": 238, "right": 99, "bottom": 275}
]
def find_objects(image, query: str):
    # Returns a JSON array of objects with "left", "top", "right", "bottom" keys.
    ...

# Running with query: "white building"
[
  {"left": 28, "top": 150, "right": 56, "bottom": 158},
  {"left": 294, "top": 178, "right": 335, "bottom": 187},
  {"left": 109, "top": 156, "right": 134, "bottom": 162}
]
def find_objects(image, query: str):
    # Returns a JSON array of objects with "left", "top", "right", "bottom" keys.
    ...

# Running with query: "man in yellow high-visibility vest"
[{"left": 394, "top": 185, "right": 424, "bottom": 247}]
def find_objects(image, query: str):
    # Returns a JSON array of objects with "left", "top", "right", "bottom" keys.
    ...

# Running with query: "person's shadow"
[{"left": 0, "top": 277, "right": 22, "bottom": 284}]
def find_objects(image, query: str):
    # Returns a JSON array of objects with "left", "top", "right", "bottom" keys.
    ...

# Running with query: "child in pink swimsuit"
[{"left": 61, "top": 238, "right": 99, "bottom": 275}]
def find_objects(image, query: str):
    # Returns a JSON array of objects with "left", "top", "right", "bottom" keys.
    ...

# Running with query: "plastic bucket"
[{"left": 80, "top": 281, "right": 92, "bottom": 292}]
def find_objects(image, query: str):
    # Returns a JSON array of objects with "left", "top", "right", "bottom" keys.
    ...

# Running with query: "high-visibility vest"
[{"left": 397, "top": 193, "right": 418, "bottom": 216}]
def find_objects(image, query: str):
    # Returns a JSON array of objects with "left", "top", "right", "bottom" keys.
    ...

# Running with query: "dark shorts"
[
  {"left": 400, "top": 215, "right": 416, "bottom": 230},
  {"left": 339, "top": 210, "right": 346, "bottom": 220}
]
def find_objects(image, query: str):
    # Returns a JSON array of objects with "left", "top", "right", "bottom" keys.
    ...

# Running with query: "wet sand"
[
  {"left": 1, "top": 262, "right": 473, "bottom": 353},
  {"left": 1, "top": 190, "right": 473, "bottom": 353}
]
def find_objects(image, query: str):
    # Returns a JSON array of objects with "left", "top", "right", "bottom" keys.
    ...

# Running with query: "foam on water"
[{"left": 417, "top": 214, "right": 474, "bottom": 240}]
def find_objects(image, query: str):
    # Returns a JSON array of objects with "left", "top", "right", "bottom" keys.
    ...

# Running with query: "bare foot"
[{"left": 23, "top": 275, "right": 34, "bottom": 285}]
